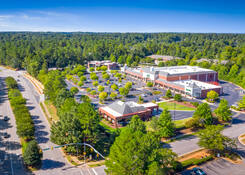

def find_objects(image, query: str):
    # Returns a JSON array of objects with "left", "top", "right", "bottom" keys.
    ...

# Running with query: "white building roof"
[
  {"left": 174, "top": 80, "right": 221, "bottom": 90},
  {"left": 153, "top": 66, "right": 215, "bottom": 75}
]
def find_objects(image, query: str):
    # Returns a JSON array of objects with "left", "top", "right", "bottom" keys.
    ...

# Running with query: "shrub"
[
  {"left": 185, "top": 118, "right": 200, "bottom": 129},
  {"left": 77, "top": 81, "right": 84, "bottom": 87},
  {"left": 23, "top": 140, "right": 43, "bottom": 167},
  {"left": 5, "top": 77, "right": 18, "bottom": 89},
  {"left": 165, "top": 89, "right": 172, "bottom": 98},
  {"left": 191, "top": 102, "right": 199, "bottom": 107},
  {"left": 70, "top": 87, "right": 79, "bottom": 95},
  {"left": 77, "top": 71, "right": 84, "bottom": 77},
  {"left": 152, "top": 91, "right": 162, "bottom": 95},
  {"left": 146, "top": 82, "right": 153, "bottom": 87},
  {"left": 174, "top": 94, "right": 182, "bottom": 102}
]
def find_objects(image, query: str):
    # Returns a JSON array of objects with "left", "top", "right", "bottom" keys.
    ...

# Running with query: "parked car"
[
  {"left": 142, "top": 94, "right": 147, "bottom": 97},
  {"left": 192, "top": 167, "right": 207, "bottom": 175},
  {"left": 4, "top": 116, "right": 9, "bottom": 121},
  {"left": 3, "top": 132, "right": 10, "bottom": 138}
]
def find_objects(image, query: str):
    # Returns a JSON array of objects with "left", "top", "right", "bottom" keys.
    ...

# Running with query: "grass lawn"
[
  {"left": 158, "top": 102, "right": 195, "bottom": 111},
  {"left": 174, "top": 117, "right": 193, "bottom": 129},
  {"left": 44, "top": 100, "right": 59, "bottom": 122}
]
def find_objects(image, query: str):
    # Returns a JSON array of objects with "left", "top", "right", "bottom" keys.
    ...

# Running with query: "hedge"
[
  {"left": 6, "top": 77, "right": 42, "bottom": 168},
  {"left": 181, "top": 156, "right": 213, "bottom": 168}
]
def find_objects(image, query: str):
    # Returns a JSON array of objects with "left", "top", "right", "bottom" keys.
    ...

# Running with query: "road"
[
  {"left": 0, "top": 67, "right": 98, "bottom": 175},
  {"left": 0, "top": 74, "right": 28, "bottom": 175}
]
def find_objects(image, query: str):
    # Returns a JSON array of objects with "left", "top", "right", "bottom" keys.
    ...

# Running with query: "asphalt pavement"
[
  {"left": 0, "top": 67, "right": 98, "bottom": 175},
  {"left": 0, "top": 75, "right": 28, "bottom": 175}
]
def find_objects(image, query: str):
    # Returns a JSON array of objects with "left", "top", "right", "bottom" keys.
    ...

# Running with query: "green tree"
[
  {"left": 214, "top": 99, "right": 232, "bottom": 121},
  {"left": 90, "top": 90, "right": 97, "bottom": 96},
  {"left": 5, "top": 77, "right": 18, "bottom": 89},
  {"left": 193, "top": 103, "right": 213, "bottom": 126},
  {"left": 157, "top": 109, "right": 175, "bottom": 138},
  {"left": 138, "top": 95, "right": 144, "bottom": 104},
  {"left": 125, "top": 81, "right": 132, "bottom": 90},
  {"left": 207, "top": 90, "right": 219, "bottom": 102},
  {"left": 80, "top": 95, "right": 91, "bottom": 103},
  {"left": 105, "top": 115, "right": 177, "bottom": 175},
  {"left": 110, "top": 92, "right": 117, "bottom": 100},
  {"left": 70, "top": 87, "right": 79, "bottom": 95},
  {"left": 77, "top": 81, "right": 84, "bottom": 87},
  {"left": 119, "top": 87, "right": 129, "bottom": 98},
  {"left": 89, "top": 67, "right": 95, "bottom": 72},
  {"left": 111, "top": 84, "right": 118, "bottom": 91},
  {"left": 100, "top": 65, "right": 108, "bottom": 71},
  {"left": 197, "top": 125, "right": 236, "bottom": 153},
  {"left": 146, "top": 82, "right": 153, "bottom": 87},
  {"left": 102, "top": 73, "right": 110, "bottom": 80},
  {"left": 93, "top": 81, "right": 99, "bottom": 87},
  {"left": 110, "top": 54, "right": 116, "bottom": 62},
  {"left": 165, "top": 89, "right": 172, "bottom": 98},
  {"left": 23, "top": 140, "right": 43, "bottom": 167},
  {"left": 98, "top": 85, "right": 105, "bottom": 92},
  {"left": 174, "top": 94, "right": 182, "bottom": 102},
  {"left": 90, "top": 73, "right": 98, "bottom": 80},
  {"left": 99, "top": 92, "right": 108, "bottom": 102},
  {"left": 238, "top": 95, "right": 245, "bottom": 110}
]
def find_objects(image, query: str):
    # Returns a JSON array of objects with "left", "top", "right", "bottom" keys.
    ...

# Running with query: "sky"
[{"left": 0, "top": 0, "right": 244, "bottom": 33}]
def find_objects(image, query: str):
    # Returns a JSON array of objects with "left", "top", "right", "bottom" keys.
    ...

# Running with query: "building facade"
[
  {"left": 123, "top": 65, "right": 222, "bottom": 98},
  {"left": 87, "top": 60, "right": 120, "bottom": 70},
  {"left": 99, "top": 101, "right": 159, "bottom": 128}
]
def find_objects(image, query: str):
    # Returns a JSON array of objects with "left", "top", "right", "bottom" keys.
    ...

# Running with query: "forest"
[{"left": 1, "top": 32, "right": 245, "bottom": 87}]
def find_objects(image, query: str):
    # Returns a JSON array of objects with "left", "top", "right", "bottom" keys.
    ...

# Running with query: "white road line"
[{"left": 92, "top": 168, "right": 98, "bottom": 175}]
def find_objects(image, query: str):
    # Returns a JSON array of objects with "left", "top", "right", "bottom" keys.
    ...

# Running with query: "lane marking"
[{"left": 92, "top": 168, "right": 98, "bottom": 175}]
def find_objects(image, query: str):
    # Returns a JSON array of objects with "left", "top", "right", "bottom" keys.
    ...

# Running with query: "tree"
[
  {"left": 111, "top": 84, "right": 118, "bottom": 91},
  {"left": 207, "top": 90, "right": 219, "bottom": 102},
  {"left": 214, "top": 99, "right": 232, "bottom": 121},
  {"left": 80, "top": 95, "right": 91, "bottom": 103},
  {"left": 146, "top": 82, "right": 153, "bottom": 87},
  {"left": 110, "top": 54, "right": 116, "bottom": 62},
  {"left": 5, "top": 77, "right": 18, "bottom": 89},
  {"left": 80, "top": 75, "right": 87, "bottom": 82},
  {"left": 174, "top": 94, "right": 182, "bottom": 102},
  {"left": 119, "top": 87, "right": 129, "bottom": 98},
  {"left": 93, "top": 81, "right": 99, "bottom": 87},
  {"left": 99, "top": 92, "right": 108, "bottom": 102},
  {"left": 197, "top": 125, "right": 236, "bottom": 154},
  {"left": 89, "top": 67, "right": 95, "bottom": 72},
  {"left": 106, "top": 80, "right": 110, "bottom": 85},
  {"left": 98, "top": 85, "right": 104, "bottom": 92},
  {"left": 100, "top": 65, "right": 108, "bottom": 71},
  {"left": 23, "top": 140, "right": 43, "bottom": 167},
  {"left": 110, "top": 92, "right": 117, "bottom": 100},
  {"left": 193, "top": 103, "right": 213, "bottom": 126},
  {"left": 157, "top": 109, "right": 175, "bottom": 137},
  {"left": 70, "top": 87, "right": 79, "bottom": 95},
  {"left": 90, "top": 90, "right": 97, "bottom": 96},
  {"left": 105, "top": 115, "right": 177, "bottom": 175},
  {"left": 238, "top": 95, "right": 245, "bottom": 110},
  {"left": 125, "top": 81, "right": 132, "bottom": 90},
  {"left": 102, "top": 73, "right": 110, "bottom": 80},
  {"left": 138, "top": 95, "right": 144, "bottom": 104},
  {"left": 165, "top": 89, "right": 172, "bottom": 98},
  {"left": 90, "top": 73, "right": 98, "bottom": 80},
  {"left": 77, "top": 81, "right": 84, "bottom": 87}
]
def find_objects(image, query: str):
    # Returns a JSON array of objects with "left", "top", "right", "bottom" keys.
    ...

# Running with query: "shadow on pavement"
[{"left": 41, "top": 159, "right": 65, "bottom": 170}]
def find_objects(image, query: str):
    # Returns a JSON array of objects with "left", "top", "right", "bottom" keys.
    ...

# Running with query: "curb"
[{"left": 238, "top": 134, "right": 245, "bottom": 146}]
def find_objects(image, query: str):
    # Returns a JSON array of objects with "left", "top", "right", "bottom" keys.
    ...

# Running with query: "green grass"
[
  {"left": 40, "top": 102, "right": 52, "bottom": 124},
  {"left": 158, "top": 102, "right": 195, "bottom": 111},
  {"left": 44, "top": 100, "right": 59, "bottom": 122},
  {"left": 174, "top": 117, "right": 193, "bottom": 129}
]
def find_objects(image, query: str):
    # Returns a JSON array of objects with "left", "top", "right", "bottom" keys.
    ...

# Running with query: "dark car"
[
  {"left": 3, "top": 133, "right": 10, "bottom": 138},
  {"left": 4, "top": 116, "right": 9, "bottom": 121},
  {"left": 192, "top": 167, "right": 207, "bottom": 175}
]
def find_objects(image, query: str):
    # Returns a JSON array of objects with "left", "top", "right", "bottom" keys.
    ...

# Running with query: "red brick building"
[
  {"left": 99, "top": 101, "right": 159, "bottom": 128},
  {"left": 123, "top": 65, "right": 222, "bottom": 98},
  {"left": 88, "top": 60, "right": 120, "bottom": 70}
]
